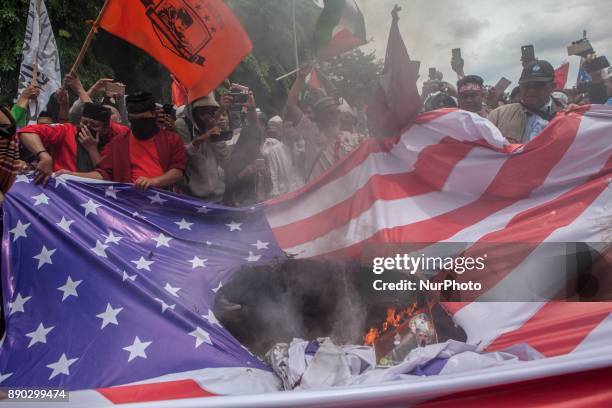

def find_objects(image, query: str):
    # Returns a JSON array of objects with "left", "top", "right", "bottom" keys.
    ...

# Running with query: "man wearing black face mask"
[
  {"left": 58, "top": 92, "right": 187, "bottom": 191},
  {"left": 19, "top": 102, "right": 129, "bottom": 185}
]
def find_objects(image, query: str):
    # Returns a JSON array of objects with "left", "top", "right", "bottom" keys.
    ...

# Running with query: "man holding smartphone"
[{"left": 174, "top": 91, "right": 236, "bottom": 201}]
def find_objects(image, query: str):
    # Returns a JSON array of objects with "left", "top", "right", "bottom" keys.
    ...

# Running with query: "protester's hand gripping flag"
[
  {"left": 314, "top": 0, "right": 367, "bottom": 59},
  {"left": 17, "top": 0, "right": 62, "bottom": 124},
  {"left": 99, "top": 0, "right": 252, "bottom": 102}
]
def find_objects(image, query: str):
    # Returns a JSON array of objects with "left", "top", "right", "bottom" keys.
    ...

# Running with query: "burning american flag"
[{"left": 1, "top": 104, "right": 611, "bottom": 405}]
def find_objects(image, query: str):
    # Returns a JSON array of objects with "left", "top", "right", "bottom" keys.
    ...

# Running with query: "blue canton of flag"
[{"left": 1, "top": 174, "right": 285, "bottom": 389}]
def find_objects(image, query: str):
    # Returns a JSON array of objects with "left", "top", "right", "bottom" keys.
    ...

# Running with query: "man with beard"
[
  {"left": 58, "top": 92, "right": 186, "bottom": 191},
  {"left": 18, "top": 102, "right": 129, "bottom": 185}
]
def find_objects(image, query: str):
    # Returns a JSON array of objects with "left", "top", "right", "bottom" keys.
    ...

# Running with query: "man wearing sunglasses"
[{"left": 488, "top": 60, "right": 564, "bottom": 143}]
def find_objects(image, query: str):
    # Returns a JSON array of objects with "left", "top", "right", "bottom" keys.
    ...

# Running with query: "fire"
[
  {"left": 363, "top": 304, "right": 418, "bottom": 346},
  {"left": 363, "top": 327, "right": 379, "bottom": 346}
]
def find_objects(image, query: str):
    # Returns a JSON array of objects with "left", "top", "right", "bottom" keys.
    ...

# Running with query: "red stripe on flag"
[
  {"left": 267, "top": 110, "right": 455, "bottom": 207},
  {"left": 273, "top": 137, "right": 473, "bottom": 248},
  {"left": 417, "top": 365, "right": 612, "bottom": 408},
  {"left": 446, "top": 159, "right": 612, "bottom": 301},
  {"left": 317, "top": 110, "right": 583, "bottom": 260},
  {"left": 97, "top": 379, "right": 216, "bottom": 404},
  {"left": 267, "top": 136, "right": 399, "bottom": 206},
  {"left": 484, "top": 303, "right": 612, "bottom": 357}
]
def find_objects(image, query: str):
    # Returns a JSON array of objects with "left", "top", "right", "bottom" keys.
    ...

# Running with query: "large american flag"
[{"left": 2, "top": 105, "right": 611, "bottom": 406}]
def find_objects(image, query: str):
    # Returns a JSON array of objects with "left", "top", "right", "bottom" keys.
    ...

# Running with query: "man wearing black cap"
[
  {"left": 61, "top": 92, "right": 187, "bottom": 191},
  {"left": 488, "top": 60, "right": 563, "bottom": 143},
  {"left": 18, "top": 102, "right": 130, "bottom": 185}
]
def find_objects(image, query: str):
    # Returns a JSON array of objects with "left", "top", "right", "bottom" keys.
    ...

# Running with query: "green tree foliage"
[
  {"left": 320, "top": 49, "right": 383, "bottom": 106},
  {"left": 0, "top": 0, "right": 177, "bottom": 106},
  {"left": 0, "top": 0, "right": 381, "bottom": 116}
]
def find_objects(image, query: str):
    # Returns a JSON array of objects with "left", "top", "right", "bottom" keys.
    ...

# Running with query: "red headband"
[{"left": 459, "top": 83, "right": 483, "bottom": 93}]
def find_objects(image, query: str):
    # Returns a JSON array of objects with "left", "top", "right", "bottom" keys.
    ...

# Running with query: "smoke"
[{"left": 213, "top": 259, "right": 368, "bottom": 356}]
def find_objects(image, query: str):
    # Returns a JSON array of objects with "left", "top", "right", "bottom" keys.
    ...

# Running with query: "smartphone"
[
  {"left": 428, "top": 67, "right": 437, "bottom": 80},
  {"left": 163, "top": 103, "right": 176, "bottom": 118},
  {"left": 521, "top": 45, "right": 536, "bottom": 62},
  {"left": 493, "top": 77, "right": 512, "bottom": 94},
  {"left": 452, "top": 48, "right": 461, "bottom": 59}
]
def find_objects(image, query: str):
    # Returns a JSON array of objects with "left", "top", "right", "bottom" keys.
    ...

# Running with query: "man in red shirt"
[
  {"left": 18, "top": 103, "right": 130, "bottom": 185},
  {"left": 59, "top": 92, "right": 186, "bottom": 191}
]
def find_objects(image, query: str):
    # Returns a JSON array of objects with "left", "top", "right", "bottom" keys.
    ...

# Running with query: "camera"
[
  {"left": 567, "top": 38, "right": 594, "bottom": 57},
  {"left": 584, "top": 56, "right": 610, "bottom": 73},
  {"left": 229, "top": 83, "right": 249, "bottom": 110}
]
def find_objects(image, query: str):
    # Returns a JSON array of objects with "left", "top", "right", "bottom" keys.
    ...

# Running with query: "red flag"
[
  {"left": 99, "top": 0, "right": 252, "bottom": 102},
  {"left": 554, "top": 62, "right": 570, "bottom": 90},
  {"left": 171, "top": 76, "right": 188, "bottom": 107},
  {"left": 306, "top": 66, "right": 322, "bottom": 90},
  {"left": 366, "top": 7, "right": 421, "bottom": 137}
]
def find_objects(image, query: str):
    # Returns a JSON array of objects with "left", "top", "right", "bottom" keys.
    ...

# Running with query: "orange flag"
[{"left": 99, "top": 0, "right": 252, "bottom": 102}]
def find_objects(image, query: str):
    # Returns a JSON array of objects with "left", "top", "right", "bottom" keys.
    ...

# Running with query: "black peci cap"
[
  {"left": 126, "top": 92, "right": 156, "bottom": 114},
  {"left": 82, "top": 103, "right": 111, "bottom": 124}
]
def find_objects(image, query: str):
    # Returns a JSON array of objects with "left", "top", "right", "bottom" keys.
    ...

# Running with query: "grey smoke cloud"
[{"left": 356, "top": 0, "right": 612, "bottom": 88}]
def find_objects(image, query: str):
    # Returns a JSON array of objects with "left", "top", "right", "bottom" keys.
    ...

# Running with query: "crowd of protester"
[{"left": 1, "top": 43, "right": 612, "bottom": 205}]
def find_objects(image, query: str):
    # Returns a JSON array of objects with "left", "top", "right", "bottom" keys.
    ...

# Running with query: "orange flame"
[
  {"left": 363, "top": 303, "right": 418, "bottom": 346},
  {"left": 363, "top": 327, "right": 379, "bottom": 346}
]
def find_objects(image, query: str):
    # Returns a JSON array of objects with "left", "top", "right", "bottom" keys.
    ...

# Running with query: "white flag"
[{"left": 17, "top": 0, "right": 61, "bottom": 124}]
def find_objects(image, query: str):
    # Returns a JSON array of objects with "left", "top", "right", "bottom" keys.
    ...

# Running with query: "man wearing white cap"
[
  {"left": 261, "top": 116, "right": 303, "bottom": 197},
  {"left": 174, "top": 92, "right": 231, "bottom": 202}
]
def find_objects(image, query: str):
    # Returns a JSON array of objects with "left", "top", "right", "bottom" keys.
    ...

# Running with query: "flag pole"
[
  {"left": 275, "top": 1, "right": 300, "bottom": 82},
  {"left": 27, "top": 0, "right": 42, "bottom": 123},
  {"left": 292, "top": 0, "right": 299, "bottom": 72},
  {"left": 31, "top": 0, "right": 41, "bottom": 87},
  {"left": 68, "top": 0, "right": 110, "bottom": 75}
]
